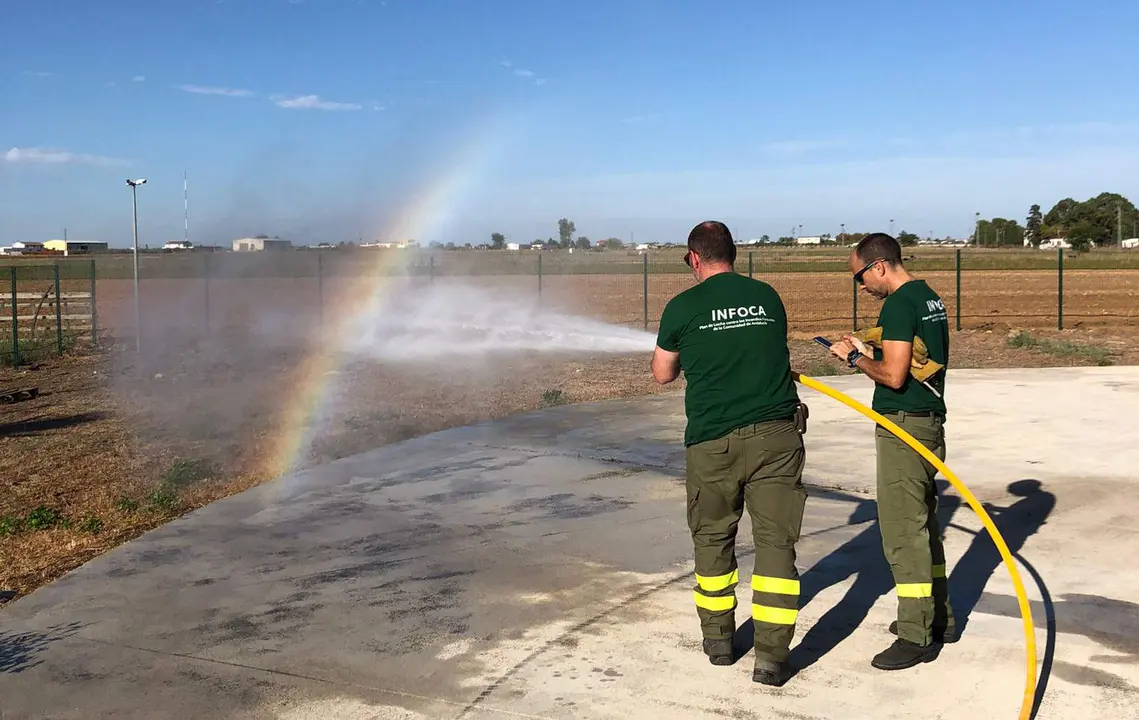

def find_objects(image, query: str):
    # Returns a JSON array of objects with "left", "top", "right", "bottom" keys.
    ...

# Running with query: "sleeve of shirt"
[
  {"left": 879, "top": 296, "right": 916, "bottom": 343},
  {"left": 656, "top": 299, "right": 681, "bottom": 352}
]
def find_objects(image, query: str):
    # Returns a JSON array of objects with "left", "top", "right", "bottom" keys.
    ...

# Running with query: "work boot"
[
  {"left": 752, "top": 659, "right": 792, "bottom": 687},
  {"left": 888, "top": 620, "right": 958, "bottom": 644},
  {"left": 871, "top": 639, "right": 936, "bottom": 670},
  {"left": 702, "top": 638, "right": 733, "bottom": 666}
]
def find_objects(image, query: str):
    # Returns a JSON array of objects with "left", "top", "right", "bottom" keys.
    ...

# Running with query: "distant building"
[
  {"left": 506, "top": 242, "right": 521, "bottom": 251},
  {"left": 42, "top": 239, "right": 109, "bottom": 255},
  {"left": 795, "top": 236, "right": 823, "bottom": 245},
  {"left": 232, "top": 236, "right": 293, "bottom": 252},
  {"left": 0, "top": 241, "right": 51, "bottom": 255},
  {"left": 1122, "top": 238, "right": 1139, "bottom": 249},
  {"left": 163, "top": 240, "right": 194, "bottom": 251}
]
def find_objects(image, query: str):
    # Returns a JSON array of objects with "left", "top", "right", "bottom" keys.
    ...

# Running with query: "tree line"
[{"left": 975, "top": 191, "right": 1138, "bottom": 252}]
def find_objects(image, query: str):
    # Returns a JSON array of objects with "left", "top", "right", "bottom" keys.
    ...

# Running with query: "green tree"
[
  {"left": 777, "top": 236, "right": 794, "bottom": 245},
  {"left": 604, "top": 237, "right": 625, "bottom": 249},
  {"left": 896, "top": 230, "right": 919, "bottom": 247},
  {"left": 490, "top": 232, "right": 505, "bottom": 249},
  {"left": 558, "top": 218, "right": 576, "bottom": 247},
  {"left": 1025, "top": 204, "right": 1043, "bottom": 248},
  {"left": 760, "top": 234, "right": 770, "bottom": 243},
  {"left": 1042, "top": 193, "right": 1138, "bottom": 245},
  {"left": 976, "top": 218, "right": 1025, "bottom": 247},
  {"left": 575, "top": 236, "right": 591, "bottom": 250}
]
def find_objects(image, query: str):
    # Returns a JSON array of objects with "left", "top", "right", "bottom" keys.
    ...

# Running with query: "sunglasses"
[
  {"left": 853, "top": 258, "right": 882, "bottom": 285},
  {"left": 683, "top": 249, "right": 695, "bottom": 267}
]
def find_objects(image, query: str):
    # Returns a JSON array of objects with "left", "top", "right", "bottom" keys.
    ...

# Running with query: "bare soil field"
[{"left": 38, "top": 268, "right": 1137, "bottom": 345}]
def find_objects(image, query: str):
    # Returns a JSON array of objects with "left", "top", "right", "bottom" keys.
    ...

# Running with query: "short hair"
[
  {"left": 687, "top": 220, "right": 737, "bottom": 265},
  {"left": 854, "top": 232, "right": 903, "bottom": 266}
]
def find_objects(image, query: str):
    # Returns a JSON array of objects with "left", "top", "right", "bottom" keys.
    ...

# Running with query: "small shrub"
[
  {"left": 540, "top": 388, "right": 569, "bottom": 408},
  {"left": 147, "top": 485, "right": 180, "bottom": 513},
  {"left": 116, "top": 496, "right": 140, "bottom": 513},
  {"left": 24, "top": 506, "right": 63, "bottom": 531},
  {"left": 162, "top": 458, "right": 216, "bottom": 488},
  {"left": 78, "top": 515, "right": 104, "bottom": 534},
  {"left": 0, "top": 516, "right": 25, "bottom": 536}
]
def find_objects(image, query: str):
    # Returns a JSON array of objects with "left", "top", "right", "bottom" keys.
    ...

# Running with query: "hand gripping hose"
[{"left": 793, "top": 371, "right": 1038, "bottom": 720}]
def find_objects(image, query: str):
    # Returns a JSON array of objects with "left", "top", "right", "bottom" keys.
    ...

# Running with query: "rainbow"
[{"left": 262, "top": 110, "right": 518, "bottom": 479}]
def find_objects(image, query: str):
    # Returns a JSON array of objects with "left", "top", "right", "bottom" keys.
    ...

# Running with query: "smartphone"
[{"left": 812, "top": 336, "right": 832, "bottom": 349}]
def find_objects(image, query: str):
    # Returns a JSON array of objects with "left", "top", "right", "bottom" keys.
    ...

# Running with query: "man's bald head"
[{"left": 687, "top": 220, "right": 737, "bottom": 266}]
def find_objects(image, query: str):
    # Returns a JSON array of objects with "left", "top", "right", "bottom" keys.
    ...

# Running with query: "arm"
[
  {"left": 849, "top": 339, "right": 912, "bottom": 390},
  {"left": 651, "top": 346, "right": 681, "bottom": 384}
]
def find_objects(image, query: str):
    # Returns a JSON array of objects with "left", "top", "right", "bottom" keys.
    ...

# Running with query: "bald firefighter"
[{"left": 652, "top": 220, "right": 808, "bottom": 687}]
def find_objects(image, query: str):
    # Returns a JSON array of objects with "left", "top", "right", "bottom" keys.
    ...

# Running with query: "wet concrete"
[{"left": 1, "top": 366, "right": 1137, "bottom": 719}]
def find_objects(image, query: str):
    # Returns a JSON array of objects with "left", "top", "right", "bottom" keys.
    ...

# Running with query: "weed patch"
[
  {"left": 540, "top": 388, "right": 569, "bottom": 407},
  {"left": 1007, "top": 330, "right": 1113, "bottom": 366}
]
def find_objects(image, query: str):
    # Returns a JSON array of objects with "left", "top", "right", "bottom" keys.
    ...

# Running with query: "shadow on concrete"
[
  {"left": 0, "top": 412, "right": 107, "bottom": 438},
  {"left": 942, "top": 479, "right": 1057, "bottom": 718},
  {"left": 777, "top": 488, "right": 962, "bottom": 676},
  {"left": 0, "top": 622, "right": 84, "bottom": 675}
]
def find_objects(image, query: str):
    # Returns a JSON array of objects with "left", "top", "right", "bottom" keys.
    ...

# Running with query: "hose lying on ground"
[{"left": 793, "top": 371, "right": 1038, "bottom": 720}]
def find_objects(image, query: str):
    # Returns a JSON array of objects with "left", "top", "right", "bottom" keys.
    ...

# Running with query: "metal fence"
[
  {"left": 1, "top": 261, "right": 98, "bottom": 366},
  {"left": 3, "top": 247, "right": 1137, "bottom": 360}
]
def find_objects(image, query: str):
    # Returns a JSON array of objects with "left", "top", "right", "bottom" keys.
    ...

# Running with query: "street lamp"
[{"left": 126, "top": 178, "right": 146, "bottom": 352}]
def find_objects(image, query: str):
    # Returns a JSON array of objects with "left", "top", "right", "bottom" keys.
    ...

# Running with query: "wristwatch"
[{"left": 846, "top": 348, "right": 863, "bottom": 368}]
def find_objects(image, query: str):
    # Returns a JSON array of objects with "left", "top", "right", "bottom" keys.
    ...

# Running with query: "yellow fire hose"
[{"left": 793, "top": 371, "right": 1038, "bottom": 720}]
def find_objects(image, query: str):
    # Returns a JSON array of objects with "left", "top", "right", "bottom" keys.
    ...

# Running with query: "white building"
[
  {"left": 795, "top": 236, "right": 823, "bottom": 245},
  {"left": 232, "top": 236, "right": 293, "bottom": 252},
  {"left": 1122, "top": 238, "right": 1139, "bottom": 249},
  {"left": 506, "top": 242, "right": 521, "bottom": 251},
  {"left": 164, "top": 240, "right": 194, "bottom": 251},
  {"left": 42, "top": 239, "right": 109, "bottom": 255}
]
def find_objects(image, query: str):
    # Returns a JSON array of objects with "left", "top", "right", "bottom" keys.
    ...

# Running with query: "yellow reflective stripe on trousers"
[
  {"left": 932, "top": 564, "right": 946, "bottom": 578},
  {"left": 694, "top": 591, "right": 737, "bottom": 612},
  {"left": 896, "top": 582, "right": 933, "bottom": 598},
  {"left": 695, "top": 569, "right": 739, "bottom": 593},
  {"left": 751, "top": 575, "right": 800, "bottom": 596},
  {"left": 752, "top": 604, "right": 798, "bottom": 625}
]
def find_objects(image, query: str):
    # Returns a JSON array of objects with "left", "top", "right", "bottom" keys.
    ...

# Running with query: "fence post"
[
  {"left": 1057, "top": 247, "right": 1064, "bottom": 330},
  {"left": 642, "top": 253, "right": 649, "bottom": 330},
  {"left": 537, "top": 253, "right": 543, "bottom": 303},
  {"left": 9, "top": 267, "right": 19, "bottom": 367},
  {"left": 317, "top": 252, "right": 324, "bottom": 327},
  {"left": 852, "top": 277, "right": 858, "bottom": 332},
  {"left": 954, "top": 249, "right": 962, "bottom": 331},
  {"left": 54, "top": 263, "right": 63, "bottom": 354},
  {"left": 429, "top": 254, "right": 435, "bottom": 284},
  {"left": 89, "top": 259, "right": 97, "bottom": 347},
  {"left": 203, "top": 252, "right": 211, "bottom": 337},
  {"left": 748, "top": 251, "right": 754, "bottom": 278}
]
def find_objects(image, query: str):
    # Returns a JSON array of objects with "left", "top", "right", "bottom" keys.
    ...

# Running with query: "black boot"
[
  {"left": 752, "top": 659, "right": 792, "bottom": 687},
  {"left": 702, "top": 638, "right": 734, "bottom": 666},
  {"left": 871, "top": 639, "right": 936, "bottom": 670},
  {"left": 888, "top": 620, "right": 958, "bottom": 644}
]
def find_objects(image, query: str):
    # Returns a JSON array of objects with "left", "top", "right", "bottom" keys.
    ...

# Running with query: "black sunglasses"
[
  {"left": 853, "top": 258, "right": 882, "bottom": 284},
  {"left": 683, "top": 249, "right": 695, "bottom": 267}
]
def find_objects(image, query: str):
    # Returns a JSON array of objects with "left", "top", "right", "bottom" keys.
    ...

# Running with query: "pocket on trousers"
[{"left": 689, "top": 435, "right": 733, "bottom": 478}]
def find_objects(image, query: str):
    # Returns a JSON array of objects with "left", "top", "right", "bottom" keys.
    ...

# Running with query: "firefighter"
[
  {"left": 651, "top": 220, "right": 807, "bottom": 687},
  {"left": 829, "top": 232, "right": 957, "bottom": 670}
]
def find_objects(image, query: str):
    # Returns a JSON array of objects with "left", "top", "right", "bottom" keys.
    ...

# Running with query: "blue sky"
[{"left": 3, "top": 0, "right": 1139, "bottom": 247}]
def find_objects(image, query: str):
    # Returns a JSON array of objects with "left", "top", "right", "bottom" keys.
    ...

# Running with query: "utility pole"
[
  {"left": 126, "top": 178, "right": 147, "bottom": 352},
  {"left": 184, "top": 170, "right": 190, "bottom": 245},
  {"left": 1118, "top": 202, "right": 1123, "bottom": 246}
]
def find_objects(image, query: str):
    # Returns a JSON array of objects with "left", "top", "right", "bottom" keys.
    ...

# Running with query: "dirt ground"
[{"left": 3, "top": 308, "right": 1137, "bottom": 602}]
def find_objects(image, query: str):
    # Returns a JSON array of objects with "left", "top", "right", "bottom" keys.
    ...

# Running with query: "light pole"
[
  {"left": 126, "top": 178, "right": 147, "bottom": 352},
  {"left": 840, "top": 223, "right": 846, "bottom": 245},
  {"left": 889, "top": 218, "right": 895, "bottom": 235}
]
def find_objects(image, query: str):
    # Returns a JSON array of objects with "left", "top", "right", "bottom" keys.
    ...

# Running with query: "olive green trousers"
[
  {"left": 685, "top": 417, "right": 807, "bottom": 664},
  {"left": 875, "top": 411, "right": 956, "bottom": 646}
]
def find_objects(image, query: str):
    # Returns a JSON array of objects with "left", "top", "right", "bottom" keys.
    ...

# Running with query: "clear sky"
[{"left": 3, "top": 0, "right": 1139, "bottom": 248}]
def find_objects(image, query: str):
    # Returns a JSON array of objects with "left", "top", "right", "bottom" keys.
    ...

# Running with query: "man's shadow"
[{"left": 731, "top": 479, "right": 1055, "bottom": 682}]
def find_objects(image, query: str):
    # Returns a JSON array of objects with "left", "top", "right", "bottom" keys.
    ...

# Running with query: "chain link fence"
[{"left": 3, "top": 247, "right": 1137, "bottom": 361}]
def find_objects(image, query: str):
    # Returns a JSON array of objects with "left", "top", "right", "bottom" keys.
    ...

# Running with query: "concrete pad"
[{"left": 2, "top": 367, "right": 1138, "bottom": 719}]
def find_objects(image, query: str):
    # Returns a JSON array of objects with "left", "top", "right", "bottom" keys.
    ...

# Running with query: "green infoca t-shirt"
[
  {"left": 656, "top": 271, "right": 800, "bottom": 447},
  {"left": 872, "top": 279, "right": 949, "bottom": 416}
]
